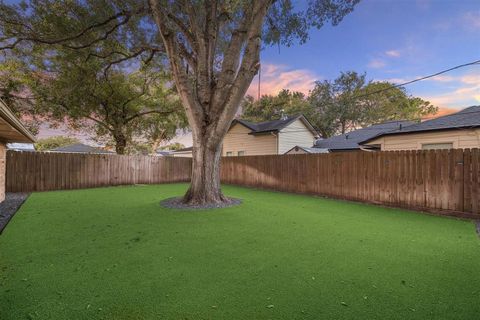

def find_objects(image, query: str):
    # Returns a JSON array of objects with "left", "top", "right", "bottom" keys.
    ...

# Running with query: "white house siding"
[
  {"left": 278, "top": 119, "right": 316, "bottom": 154},
  {"left": 367, "top": 128, "right": 480, "bottom": 151},
  {"left": 222, "top": 123, "right": 277, "bottom": 156},
  {"left": 171, "top": 152, "right": 192, "bottom": 158}
]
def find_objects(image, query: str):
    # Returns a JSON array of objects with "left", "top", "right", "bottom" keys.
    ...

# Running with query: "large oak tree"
[
  {"left": 0, "top": 0, "right": 360, "bottom": 205},
  {"left": 243, "top": 73, "right": 437, "bottom": 138}
]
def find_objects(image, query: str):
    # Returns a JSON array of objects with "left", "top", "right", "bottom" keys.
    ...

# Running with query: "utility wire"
[
  {"left": 338, "top": 59, "right": 480, "bottom": 100},
  {"left": 239, "top": 59, "right": 480, "bottom": 135}
]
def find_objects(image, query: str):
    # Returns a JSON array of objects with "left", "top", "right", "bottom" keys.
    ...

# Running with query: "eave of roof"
[
  {"left": 0, "top": 98, "right": 36, "bottom": 143},
  {"left": 362, "top": 125, "right": 480, "bottom": 145},
  {"left": 360, "top": 106, "right": 480, "bottom": 145},
  {"left": 315, "top": 120, "right": 416, "bottom": 149}
]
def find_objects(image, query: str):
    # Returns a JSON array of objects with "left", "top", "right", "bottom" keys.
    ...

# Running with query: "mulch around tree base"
[
  {"left": 160, "top": 197, "right": 242, "bottom": 210},
  {"left": 0, "top": 193, "right": 30, "bottom": 234}
]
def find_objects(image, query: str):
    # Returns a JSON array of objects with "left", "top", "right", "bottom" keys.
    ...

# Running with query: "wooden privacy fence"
[
  {"left": 220, "top": 149, "right": 480, "bottom": 216},
  {"left": 6, "top": 151, "right": 192, "bottom": 192},
  {"left": 6, "top": 149, "right": 480, "bottom": 216}
]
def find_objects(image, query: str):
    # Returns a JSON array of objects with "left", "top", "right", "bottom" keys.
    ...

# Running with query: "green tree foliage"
[
  {"left": 309, "top": 71, "right": 367, "bottom": 135},
  {"left": 34, "top": 136, "right": 81, "bottom": 151},
  {"left": 242, "top": 72, "right": 437, "bottom": 138},
  {"left": 159, "top": 142, "right": 186, "bottom": 151},
  {"left": 0, "top": 58, "right": 41, "bottom": 135},
  {"left": 0, "top": 0, "right": 186, "bottom": 154},
  {"left": 0, "top": 0, "right": 360, "bottom": 204},
  {"left": 242, "top": 90, "right": 311, "bottom": 123},
  {"left": 359, "top": 82, "right": 438, "bottom": 125}
]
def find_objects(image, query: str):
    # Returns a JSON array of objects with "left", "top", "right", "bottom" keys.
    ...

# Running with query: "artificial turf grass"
[{"left": 0, "top": 184, "right": 479, "bottom": 320}]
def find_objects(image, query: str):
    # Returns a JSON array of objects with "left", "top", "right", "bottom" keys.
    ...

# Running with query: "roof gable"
[
  {"left": 281, "top": 116, "right": 318, "bottom": 136},
  {"left": 231, "top": 115, "right": 318, "bottom": 136}
]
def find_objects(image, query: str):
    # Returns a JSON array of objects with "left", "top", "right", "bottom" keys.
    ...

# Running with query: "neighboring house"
[
  {"left": 313, "top": 120, "right": 415, "bottom": 152},
  {"left": 50, "top": 143, "right": 114, "bottom": 154},
  {"left": 223, "top": 115, "right": 318, "bottom": 156},
  {"left": 170, "top": 146, "right": 193, "bottom": 158},
  {"left": 155, "top": 150, "right": 174, "bottom": 157},
  {"left": 7, "top": 143, "right": 35, "bottom": 152},
  {"left": 0, "top": 99, "right": 36, "bottom": 202},
  {"left": 361, "top": 105, "right": 480, "bottom": 151},
  {"left": 285, "top": 145, "right": 329, "bottom": 154}
]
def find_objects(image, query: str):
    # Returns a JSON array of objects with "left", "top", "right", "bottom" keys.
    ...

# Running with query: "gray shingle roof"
[
  {"left": 234, "top": 115, "right": 317, "bottom": 135},
  {"left": 286, "top": 145, "right": 330, "bottom": 154},
  {"left": 51, "top": 143, "right": 113, "bottom": 154},
  {"left": 314, "top": 120, "right": 416, "bottom": 151},
  {"left": 361, "top": 106, "right": 480, "bottom": 144}
]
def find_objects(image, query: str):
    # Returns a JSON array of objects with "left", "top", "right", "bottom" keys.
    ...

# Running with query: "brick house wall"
[{"left": 0, "top": 143, "right": 5, "bottom": 202}]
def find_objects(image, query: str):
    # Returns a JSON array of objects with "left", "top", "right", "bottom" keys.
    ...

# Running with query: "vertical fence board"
[{"left": 5, "top": 149, "right": 480, "bottom": 215}]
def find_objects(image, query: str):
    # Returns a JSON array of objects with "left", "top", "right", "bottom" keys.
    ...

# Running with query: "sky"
[
  {"left": 247, "top": 0, "right": 480, "bottom": 114},
  {"left": 28, "top": 0, "right": 480, "bottom": 144}
]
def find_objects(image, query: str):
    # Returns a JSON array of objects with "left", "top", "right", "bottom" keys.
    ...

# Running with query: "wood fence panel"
[
  {"left": 220, "top": 149, "right": 480, "bottom": 216},
  {"left": 6, "top": 149, "right": 480, "bottom": 216},
  {"left": 6, "top": 151, "right": 192, "bottom": 192}
]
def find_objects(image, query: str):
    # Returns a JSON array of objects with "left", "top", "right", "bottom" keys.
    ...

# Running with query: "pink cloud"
[
  {"left": 424, "top": 72, "right": 480, "bottom": 108},
  {"left": 247, "top": 63, "right": 320, "bottom": 97}
]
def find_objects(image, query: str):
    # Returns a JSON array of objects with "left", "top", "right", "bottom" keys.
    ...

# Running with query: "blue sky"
[
  {"left": 10, "top": 0, "right": 476, "bottom": 141},
  {"left": 249, "top": 0, "right": 480, "bottom": 113}
]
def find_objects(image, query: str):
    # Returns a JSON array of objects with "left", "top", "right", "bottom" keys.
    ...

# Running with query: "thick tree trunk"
[
  {"left": 114, "top": 135, "right": 127, "bottom": 155},
  {"left": 183, "top": 136, "right": 227, "bottom": 205},
  {"left": 149, "top": 0, "right": 269, "bottom": 206}
]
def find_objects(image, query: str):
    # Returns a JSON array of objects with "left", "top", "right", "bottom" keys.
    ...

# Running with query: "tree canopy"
[
  {"left": 34, "top": 136, "right": 81, "bottom": 151},
  {"left": 242, "top": 71, "right": 437, "bottom": 138},
  {"left": 0, "top": 0, "right": 188, "bottom": 154},
  {"left": 0, "top": 0, "right": 360, "bottom": 204}
]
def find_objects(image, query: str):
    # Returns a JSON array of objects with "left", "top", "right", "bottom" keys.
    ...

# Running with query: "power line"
[
  {"left": 238, "top": 59, "right": 480, "bottom": 137},
  {"left": 349, "top": 59, "right": 480, "bottom": 100}
]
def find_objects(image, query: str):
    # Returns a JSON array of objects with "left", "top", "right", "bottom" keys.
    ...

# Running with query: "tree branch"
[
  {"left": 149, "top": 0, "right": 204, "bottom": 131},
  {"left": 0, "top": 6, "right": 145, "bottom": 51}
]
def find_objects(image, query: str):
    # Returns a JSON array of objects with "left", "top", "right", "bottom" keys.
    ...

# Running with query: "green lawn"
[{"left": 1, "top": 184, "right": 479, "bottom": 320}]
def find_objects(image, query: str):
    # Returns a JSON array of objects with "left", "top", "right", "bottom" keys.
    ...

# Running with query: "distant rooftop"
[
  {"left": 172, "top": 147, "right": 193, "bottom": 152},
  {"left": 286, "top": 145, "right": 330, "bottom": 154},
  {"left": 7, "top": 143, "right": 35, "bottom": 151},
  {"left": 314, "top": 120, "right": 416, "bottom": 151},
  {"left": 51, "top": 143, "right": 113, "bottom": 154},
  {"left": 361, "top": 105, "right": 480, "bottom": 144}
]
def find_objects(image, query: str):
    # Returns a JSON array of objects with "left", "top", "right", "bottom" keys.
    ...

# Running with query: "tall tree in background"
[
  {"left": 0, "top": 1, "right": 185, "bottom": 154},
  {"left": 242, "top": 90, "right": 311, "bottom": 123},
  {"left": 309, "top": 71, "right": 367, "bottom": 135},
  {"left": 241, "top": 72, "right": 437, "bottom": 138},
  {"left": 359, "top": 82, "right": 437, "bottom": 125},
  {"left": 0, "top": 0, "right": 360, "bottom": 205},
  {"left": 34, "top": 136, "right": 81, "bottom": 151},
  {"left": 33, "top": 63, "right": 183, "bottom": 154}
]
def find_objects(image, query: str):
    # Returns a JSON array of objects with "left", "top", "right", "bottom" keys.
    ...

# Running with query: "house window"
[
  {"left": 237, "top": 151, "right": 245, "bottom": 156},
  {"left": 421, "top": 143, "right": 453, "bottom": 150},
  {"left": 226, "top": 151, "right": 233, "bottom": 156}
]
